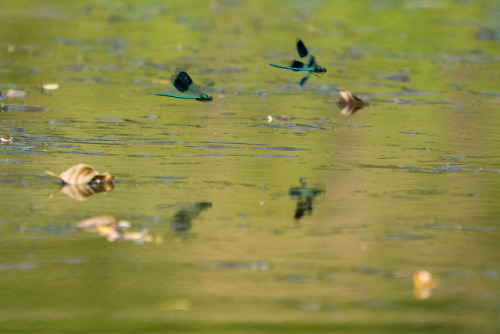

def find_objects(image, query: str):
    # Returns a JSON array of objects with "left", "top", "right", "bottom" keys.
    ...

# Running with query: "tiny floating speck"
[{"left": 41, "top": 83, "right": 60, "bottom": 92}]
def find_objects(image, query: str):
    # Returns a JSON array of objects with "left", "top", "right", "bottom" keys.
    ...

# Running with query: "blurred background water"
[{"left": 1, "top": 0, "right": 500, "bottom": 332}]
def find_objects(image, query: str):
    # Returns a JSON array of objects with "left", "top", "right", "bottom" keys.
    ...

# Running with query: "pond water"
[{"left": 1, "top": 1, "right": 500, "bottom": 333}]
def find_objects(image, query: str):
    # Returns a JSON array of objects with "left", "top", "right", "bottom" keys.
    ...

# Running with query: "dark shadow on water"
[
  {"left": 289, "top": 178, "right": 324, "bottom": 223},
  {"left": 171, "top": 202, "right": 212, "bottom": 232}
]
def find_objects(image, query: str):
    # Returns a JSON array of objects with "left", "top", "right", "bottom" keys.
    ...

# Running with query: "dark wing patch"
[
  {"left": 300, "top": 72, "right": 312, "bottom": 87},
  {"left": 172, "top": 71, "right": 193, "bottom": 93},
  {"left": 296, "top": 39, "right": 309, "bottom": 58},
  {"left": 290, "top": 60, "right": 305, "bottom": 72}
]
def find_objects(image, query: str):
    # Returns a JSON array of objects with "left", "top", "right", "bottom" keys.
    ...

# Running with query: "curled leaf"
[
  {"left": 337, "top": 91, "right": 369, "bottom": 115},
  {"left": 47, "top": 163, "right": 114, "bottom": 185},
  {"left": 47, "top": 164, "right": 114, "bottom": 200}
]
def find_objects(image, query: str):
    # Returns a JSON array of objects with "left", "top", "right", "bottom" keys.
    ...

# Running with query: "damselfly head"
[
  {"left": 197, "top": 94, "right": 213, "bottom": 102},
  {"left": 315, "top": 66, "right": 327, "bottom": 73}
]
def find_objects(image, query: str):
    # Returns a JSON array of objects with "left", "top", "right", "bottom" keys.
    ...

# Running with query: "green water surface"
[{"left": 1, "top": 0, "right": 500, "bottom": 333}]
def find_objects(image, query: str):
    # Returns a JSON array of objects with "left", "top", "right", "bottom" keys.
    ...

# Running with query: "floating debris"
[
  {"left": 0, "top": 90, "right": 27, "bottom": 98},
  {"left": 357, "top": 267, "right": 437, "bottom": 300},
  {"left": 46, "top": 164, "right": 114, "bottom": 201},
  {"left": 1, "top": 137, "right": 13, "bottom": 143},
  {"left": 413, "top": 270, "right": 436, "bottom": 300},
  {"left": 120, "top": 230, "right": 153, "bottom": 243},
  {"left": 77, "top": 215, "right": 152, "bottom": 243},
  {"left": 41, "top": 83, "right": 60, "bottom": 92},
  {"left": 77, "top": 215, "right": 129, "bottom": 230},
  {"left": 337, "top": 91, "right": 369, "bottom": 115}
]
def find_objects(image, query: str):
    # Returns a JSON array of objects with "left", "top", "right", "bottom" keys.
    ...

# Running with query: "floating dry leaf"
[
  {"left": 121, "top": 230, "right": 153, "bottom": 243},
  {"left": 78, "top": 215, "right": 129, "bottom": 230},
  {"left": 1, "top": 136, "right": 13, "bottom": 143},
  {"left": 47, "top": 163, "right": 114, "bottom": 185},
  {"left": 77, "top": 215, "right": 151, "bottom": 243},
  {"left": 47, "top": 164, "right": 114, "bottom": 200},
  {"left": 337, "top": 91, "right": 369, "bottom": 115}
]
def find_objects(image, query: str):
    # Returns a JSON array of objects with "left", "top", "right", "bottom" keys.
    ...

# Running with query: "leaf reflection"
[{"left": 337, "top": 91, "right": 369, "bottom": 115}]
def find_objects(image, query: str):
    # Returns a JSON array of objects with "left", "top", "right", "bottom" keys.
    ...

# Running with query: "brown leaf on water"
[
  {"left": 77, "top": 215, "right": 151, "bottom": 243},
  {"left": 337, "top": 91, "right": 369, "bottom": 115},
  {"left": 1, "top": 136, "right": 13, "bottom": 143},
  {"left": 47, "top": 164, "right": 114, "bottom": 201},
  {"left": 46, "top": 163, "right": 114, "bottom": 185}
]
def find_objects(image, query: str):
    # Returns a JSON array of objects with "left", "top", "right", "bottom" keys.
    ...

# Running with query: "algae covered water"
[{"left": 1, "top": 1, "right": 500, "bottom": 332}]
